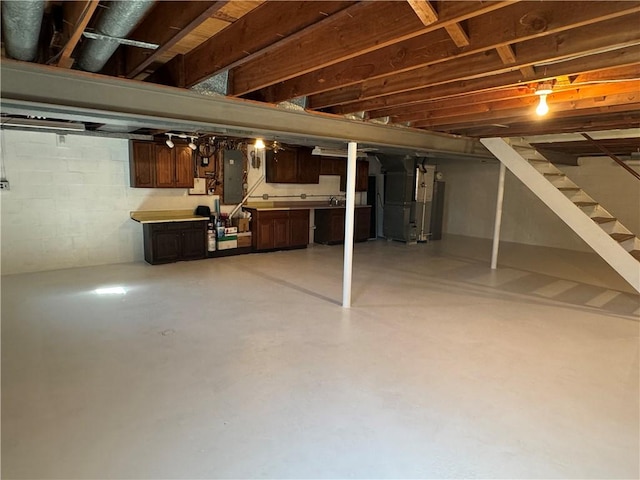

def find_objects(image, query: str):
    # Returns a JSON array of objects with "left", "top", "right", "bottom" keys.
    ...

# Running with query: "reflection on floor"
[{"left": 2, "top": 236, "right": 638, "bottom": 478}]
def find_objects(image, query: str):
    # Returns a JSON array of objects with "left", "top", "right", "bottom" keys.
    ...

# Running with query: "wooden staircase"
[{"left": 481, "top": 137, "right": 640, "bottom": 293}]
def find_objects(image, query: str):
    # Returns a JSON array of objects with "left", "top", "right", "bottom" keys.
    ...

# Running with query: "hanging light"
[
  {"left": 535, "top": 83, "right": 553, "bottom": 116},
  {"left": 165, "top": 133, "right": 174, "bottom": 148},
  {"left": 254, "top": 138, "right": 265, "bottom": 149},
  {"left": 188, "top": 136, "right": 197, "bottom": 151}
]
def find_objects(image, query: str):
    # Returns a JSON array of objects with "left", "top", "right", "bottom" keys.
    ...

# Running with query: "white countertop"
[{"left": 130, "top": 210, "right": 210, "bottom": 224}]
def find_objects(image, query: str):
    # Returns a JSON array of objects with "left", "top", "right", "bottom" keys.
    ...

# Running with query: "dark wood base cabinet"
[
  {"left": 314, "top": 206, "right": 371, "bottom": 244},
  {"left": 143, "top": 221, "right": 207, "bottom": 264},
  {"left": 245, "top": 208, "right": 310, "bottom": 251}
]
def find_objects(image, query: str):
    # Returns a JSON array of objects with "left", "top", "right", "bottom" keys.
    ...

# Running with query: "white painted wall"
[
  {"left": 0, "top": 131, "right": 351, "bottom": 274},
  {"left": 436, "top": 155, "right": 639, "bottom": 252}
]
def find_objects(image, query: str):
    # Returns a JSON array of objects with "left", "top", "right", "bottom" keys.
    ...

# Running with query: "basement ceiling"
[{"left": 1, "top": 0, "right": 639, "bottom": 154}]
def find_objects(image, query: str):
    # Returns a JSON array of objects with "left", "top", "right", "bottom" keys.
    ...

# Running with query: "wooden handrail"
[{"left": 581, "top": 133, "right": 640, "bottom": 181}]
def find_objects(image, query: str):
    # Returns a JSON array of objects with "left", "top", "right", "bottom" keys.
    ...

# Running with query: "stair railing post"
[{"left": 491, "top": 162, "right": 507, "bottom": 269}]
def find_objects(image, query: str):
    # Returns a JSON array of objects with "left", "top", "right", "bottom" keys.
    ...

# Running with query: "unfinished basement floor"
[{"left": 2, "top": 236, "right": 639, "bottom": 479}]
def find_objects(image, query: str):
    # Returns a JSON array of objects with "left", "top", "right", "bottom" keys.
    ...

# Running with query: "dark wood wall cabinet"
[
  {"left": 319, "top": 158, "right": 369, "bottom": 192},
  {"left": 314, "top": 206, "right": 372, "bottom": 245},
  {"left": 244, "top": 208, "right": 310, "bottom": 251},
  {"left": 130, "top": 140, "right": 194, "bottom": 188},
  {"left": 143, "top": 221, "right": 207, "bottom": 264},
  {"left": 266, "top": 147, "right": 320, "bottom": 184}
]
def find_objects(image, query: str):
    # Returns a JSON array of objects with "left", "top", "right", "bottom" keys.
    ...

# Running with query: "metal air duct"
[
  {"left": 77, "top": 0, "right": 155, "bottom": 73},
  {"left": 1, "top": 0, "right": 45, "bottom": 61}
]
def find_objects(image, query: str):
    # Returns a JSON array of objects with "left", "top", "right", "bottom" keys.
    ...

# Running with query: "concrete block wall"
[
  {"left": 438, "top": 158, "right": 589, "bottom": 252},
  {"left": 437, "top": 156, "right": 639, "bottom": 252}
]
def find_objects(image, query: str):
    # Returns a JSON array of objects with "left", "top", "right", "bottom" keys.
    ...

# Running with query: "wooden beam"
[
  {"left": 124, "top": 1, "right": 229, "bottom": 79},
  {"left": 56, "top": 0, "right": 100, "bottom": 68},
  {"left": 410, "top": 93, "right": 640, "bottom": 129},
  {"left": 333, "top": 64, "right": 640, "bottom": 116},
  {"left": 392, "top": 81, "right": 640, "bottom": 124},
  {"left": 262, "top": 1, "right": 640, "bottom": 103},
  {"left": 445, "top": 22, "right": 470, "bottom": 47},
  {"left": 307, "top": 14, "right": 640, "bottom": 109},
  {"left": 519, "top": 65, "right": 536, "bottom": 79},
  {"left": 455, "top": 112, "right": 640, "bottom": 137},
  {"left": 496, "top": 44, "right": 538, "bottom": 79},
  {"left": 228, "top": 1, "right": 513, "bottom": 95},
  {"left": 496, "top": 45, "right": 516, "bottom": 64},
  {"left": 176, "top": 1, "right": 355, "bottom": 88},
  {"left": 406, "top": 0, "right": 438, "bottom": 26}
]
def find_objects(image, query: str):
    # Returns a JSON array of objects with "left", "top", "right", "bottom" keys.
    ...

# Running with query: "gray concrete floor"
[{"left": 2, "top": 236, "right": 639, "bottom": 479}]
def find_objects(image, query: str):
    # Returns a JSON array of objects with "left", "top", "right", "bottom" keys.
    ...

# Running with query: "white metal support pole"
[
  {"left": 342, "top": 141, "right": 358, "bottom": 307},
  {"left": 491, "top": 162, "right": 506, "bottom": 269}
]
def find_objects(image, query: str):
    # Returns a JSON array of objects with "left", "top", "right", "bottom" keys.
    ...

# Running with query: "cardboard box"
[
  {"left": 233, "top": 217, "right": 250, "bottom": 232},
  {"left": 217, "top": 235, "right": 238, "bottom": 250},
  {"left": 224, "top": 226, "right": 238, "bottom": 235},
  {"left": 237, "top": 232, "right": 252, "bottom": 248}
]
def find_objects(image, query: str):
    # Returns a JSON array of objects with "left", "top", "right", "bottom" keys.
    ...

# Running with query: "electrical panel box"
[{"left": 223, "top": 149, "right": 244, "bottom": 204}]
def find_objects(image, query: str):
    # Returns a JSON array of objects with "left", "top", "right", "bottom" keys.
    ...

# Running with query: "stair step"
[
  {"left": 574, "top": 201, "right": 598, "bottom": 207},
  {"left": 610, "top": 233, "right": 635, "bottom": 243},
  {"left": 592, "top": 217, "right": 617, "bottom": 224},
  {"left": 543, "top": 172, "right": 565, "bottom": 177},
  {"left": 558, "top": 186, "right": 581, "bottom": 191},
  {"left": 630, "top": 250, "right": 640, "bottom": 261},
  {"left": 528, "top": 158, "right": 548, "bottom": 163}
]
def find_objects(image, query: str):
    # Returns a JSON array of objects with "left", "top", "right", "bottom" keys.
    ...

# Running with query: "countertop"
[
  {"left": 243, "top": 202, "right": 371, "bottom": 212},
  {"left": 130, "top": 209, "right": 210, "bottom": 223}
]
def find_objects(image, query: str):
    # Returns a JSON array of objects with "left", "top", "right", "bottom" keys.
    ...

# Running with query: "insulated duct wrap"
[
  {"left": 1, "top": 0, "right": 45, "bottom": 62},
  {"left": 77, "top": 0, "right": 155, "bottom": 73}
]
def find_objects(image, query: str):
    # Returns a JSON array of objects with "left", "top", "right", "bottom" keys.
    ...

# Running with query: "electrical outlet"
[{"left": 0, "top": 180, "right": 10, "bottom": 190}]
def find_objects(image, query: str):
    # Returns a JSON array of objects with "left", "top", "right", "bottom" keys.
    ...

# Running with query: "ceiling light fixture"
[
  {"left": 165, "top": 133, "right": 174, "bottom": 148},
  {"left": 1, "top": 118, "right": 86, "bottom": 132},
  {"left": 188, "top": 136, "right": 197, "bottom": 150},
  {"left": 254, "top": 138, "right": 266, "bottom": 150},
  {"left": 535, "top": 83, "right": 553, "bottom": 116}
]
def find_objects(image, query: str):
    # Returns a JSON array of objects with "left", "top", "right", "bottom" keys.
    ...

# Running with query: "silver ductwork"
[
  {"left": 1, "top": 0, "right": 45, "bottom": 61},
  {"left": 77, "top": 0, "right": 155, "bottom": 73}
]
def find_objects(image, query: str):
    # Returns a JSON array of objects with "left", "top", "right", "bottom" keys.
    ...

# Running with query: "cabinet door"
[
  {"left": 356, "top": 160, "right": 369, "bottom": 192},
  {"left": 181, "top": 223, "right": 206, "bottom": 259},
  {"left": 155, "top": 144, "right": 175, "bottom": 187},
  {"left": 354, "top": 207, "right": 371, "bottom": 242},
  {"left": 339, "top": 160, "right": 368, "bottom": 192},
  {"left": 296, "top": 148, "right": 320, "bottom": 184},
  {"left": 319, "top": 158, "right": 334, "bottom": 176},
  {"left": 273, "top": 217, "right": 290, "bottom": 248},
  {"left": 266, "top": 149, "right": 297, "bottom": 183},
  {"left": 257, "top": 217, "right": 275, "bottom": 250},
  {"left": 152, "top": 230, "right": 180, "bottom": 263},
  {"left": 130, "top": 141, "right": 155, "bottom": 187},
  {"left": 313, "top": 209, "right": 331, "bottom": 244},
  {"left": 174, "top": 145, "right": 194, "bottom": 188},
  {"left": 330, "top": 210, "right": 345, "bottom": 243},
  {"left": 289, "top": 210, "right": 310, "bottom": 247}
]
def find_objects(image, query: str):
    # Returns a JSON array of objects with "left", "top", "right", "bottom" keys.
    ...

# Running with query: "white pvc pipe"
[
  {"left": 491, "top": 162, "right": 506, "bottom": 269},
  {"left": 342, "top": 142, "right": 358, "bottom": 308}
]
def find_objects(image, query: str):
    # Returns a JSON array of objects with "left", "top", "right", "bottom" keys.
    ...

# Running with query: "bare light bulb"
[
  {"left": 255, "top": 138, "right": 265, "bottom": 149},
  {"left": 536, "top": 94, "right": 550, "bottom": 116}
]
